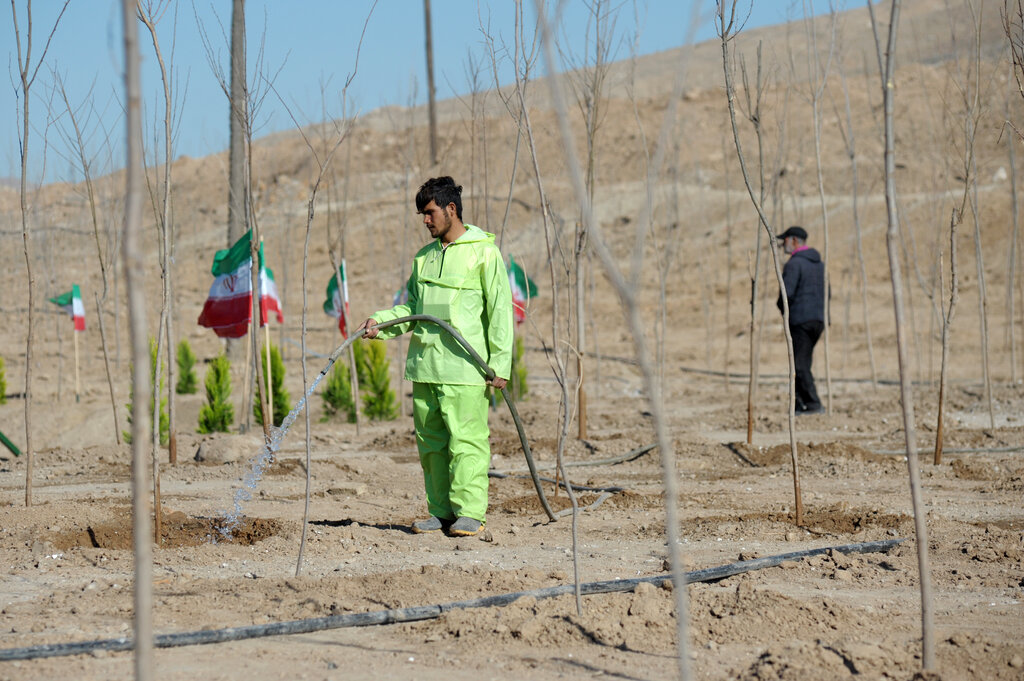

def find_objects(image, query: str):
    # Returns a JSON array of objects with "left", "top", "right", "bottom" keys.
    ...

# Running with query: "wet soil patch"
[
  {"left": 370, "top": 427, "right": 417, "bottom": 451},
  {"left": 492, "top": 487, "right": 663, "bottom": 516},
  {"left": 494, "top": 492, "right": 599, "bottom": 515},
  {"left": 265, "top": 457, "right": 306, "bottom": 476},
  {"left": 49, "top": 509, "right": 282, "bottom": 550},
  {"left": 970, "top": 517, "right": 1024, "bottom": 531},
  {"left": 683, "top": 504, "right": 911, "bottom": 537},
  {"left": 950, "top": 458, "right": 1008, "bottom": 481},
  {"left": 731, "top": 441, "right": 894, "bottom": 467}
]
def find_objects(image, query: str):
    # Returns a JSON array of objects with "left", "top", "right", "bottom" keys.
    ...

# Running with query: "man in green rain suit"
[{"left": 357, "top": 176, "right": 513, "bottom": 537}]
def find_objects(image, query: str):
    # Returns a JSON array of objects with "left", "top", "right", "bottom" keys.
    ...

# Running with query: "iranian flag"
[
  {"left": 50, "top": 284, "right": 86, "bottom": 331},
  {"left": 198, "top": 231, "right": 284, "bottom": 338},
  {"left": 508, "top": 256, "right": 537, "bottom": 325},
  {"left": 322, "top": 261, "right": 349, "bottom": 337}
]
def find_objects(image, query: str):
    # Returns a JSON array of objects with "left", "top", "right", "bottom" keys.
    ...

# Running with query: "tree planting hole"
[{"left": 50, "top": 510, "right": 282, "bottom": 550}]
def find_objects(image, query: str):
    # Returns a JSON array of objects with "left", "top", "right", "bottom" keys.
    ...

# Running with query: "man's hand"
[
  {"left": 356, "top": 318, "right": 379, "bottom": 339},
  {"left": 489, "top": 377, "right": 507, "bottom": 390}
]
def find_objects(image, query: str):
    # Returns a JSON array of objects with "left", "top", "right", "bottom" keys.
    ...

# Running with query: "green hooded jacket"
[{"left": 371, "top": 224, "right": 513, "bottom": 385}]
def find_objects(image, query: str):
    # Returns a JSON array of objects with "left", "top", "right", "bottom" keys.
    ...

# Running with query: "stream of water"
[{"left": 212, "top": 369, "right": 329, "bottom": 542}]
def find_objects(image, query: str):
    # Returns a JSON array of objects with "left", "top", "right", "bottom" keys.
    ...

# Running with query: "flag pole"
[
  {"left": 340, "top": 259, "right": 361, "bottom": 436},
  {"left": 73, "top": 326, "right": 81, "bottom": 403},
  {"left": 242, "top": 318, "right": 252, "bottom": 433},
  {"left": 260, "top": 237, "right": 273, "bottom": 427},
  {"left": 264, "top": 319, "right": 273, "bottom": 426}
]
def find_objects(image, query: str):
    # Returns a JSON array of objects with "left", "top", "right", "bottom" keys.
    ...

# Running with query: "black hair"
[{"left": 415, "top": 176, "right": 463, "bottom": 220}]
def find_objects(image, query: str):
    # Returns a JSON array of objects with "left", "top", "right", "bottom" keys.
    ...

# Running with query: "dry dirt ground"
[
  {"left": 1, "top": 1, "right": 1023, "bottom": 679},
  {"left": 0, "top": 356, "right": 1021, "bottom": 681}
]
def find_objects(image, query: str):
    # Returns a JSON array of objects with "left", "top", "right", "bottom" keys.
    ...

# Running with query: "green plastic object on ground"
[{"left": 0, "top": 429, "right": 21, "bottom": 457}]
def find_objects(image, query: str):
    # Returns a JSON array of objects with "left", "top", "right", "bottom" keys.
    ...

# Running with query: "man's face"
[
  {"left": 421, "top": 200, "right": 454, "bottom": 241},
  {"left": 781, "top": 236, "right": 796, "bottom": 254}
]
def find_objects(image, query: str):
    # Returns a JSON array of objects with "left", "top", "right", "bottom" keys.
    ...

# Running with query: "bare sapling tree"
[
  {"left": 480, "top": 12, "right": 525, "bottom": 255},
  {"left": 535, "top": 0, "right": 699, "bottom": 676},
  {"left": 559, "top": 0, "right": 618, "bottom": 441},
  {"left": 121, "top": 0, "right": 154, "bottom": 675},
  {"left": 956, "top": 0, "right": 995, "bottom": 428},
  {"left": 280, "top": 3, "right": 374, "bottom": 575},
  {"left": 935, "top": 212, "right": 960, "bottom": 465},
  {"left": 1005, "top": 0, "right": 1024, "bottom": 378},
  {"left": 43, "top": 229, "right": 63, "bottom": 403},
  {"left": 722, "top": 133, "right": 735, "bottom": 390},
  {"left": 892, "top": 29, "right": 950, "bottom": 386},
  {"left": 867, "top": 0, "right": 935, "bottom": 671},
  {"left": 832, "top": 61, "right": 878, "bottom": 388},
  {"left": 798, "top": 0, "right": 837, "bottom": 414},
  {"left": 53, "top": 75, "right": 123, "bottom": 442},
  {"left": 476, "top": 40, "right": 493, "bottom": 233},
  {"left": 447, "top": 48, "right": 486, "bottom": 217},
  {"left": 481, "top": 2, "right": 563, "bottom": 470},
  {"left": 896, "top": 208, "right": 927, "bottom": 382},
  {"left": 138, "top": 0, "right": 179, "bottom": 464},
  {"left": 243, "top": 43, "right": 277, "bottom": 443},
  {"left": 325, "top": 100, "right": 362, "bottom": 434},
  {"left": 89, "top": 112, "right": 126, "bottom": 372},
  {"left": 732, "top": 41, "right": 769, "bottom": 445},
  {"left": 386, "top": 82, "right": 428, "bottom": 418},
  {"left": 1007, "top": 77, "right": 1020, "bottom": 383},
  {"left": 396, "top": 115, "right": 411, "bottom": 417},
  {"left": 1004, "top": 0, "right": 1024, "bottom": 117},
  {"left": 137, "top": 0, "right": 179, "bottom": 544},
  {"left": 11, "top": 0, "right": 69, "bottom": 507},
  {"left": 496, "top": 0, "right": 588, "bottom": 613},
  {"left": 624, "top": 32, "right": 679, "bottom": 402},
  {"left": 693, "top": 168, "right": 717, "bottom": 370},
  {"left": 719, "top": 3, "right": 804, "bottom": 525}
]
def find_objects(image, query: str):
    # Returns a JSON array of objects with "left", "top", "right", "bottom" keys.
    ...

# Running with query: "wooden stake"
[
  {"left": 265, "top": 319, "right": 273, "bottom": 427},
  {"left": 95, "top": 292, "right": 121, "bottom": 444},
  {"left": 241, "top": 318, "right": 253, "bottom": 433},
  {"left": 73, "top": 327, "right": 81, "bottom": 403}
]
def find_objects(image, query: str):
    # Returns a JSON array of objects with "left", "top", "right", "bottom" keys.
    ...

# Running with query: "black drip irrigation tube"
[
  {"left": 489, "top": 470, "right": 625, "bottom": 494},
  {"left": 0, "top": 538, "right": 903, "bottom": 661},
  {"left": 871, "top": 445, "right": 1024, "bottom": 456},
  {"left": 327, "top": 315, "right": 556, "bottom": 522}
]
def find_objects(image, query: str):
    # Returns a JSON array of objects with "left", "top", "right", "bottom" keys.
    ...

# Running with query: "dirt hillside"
[{"left": 0, "top": 1, "right": 1021, "bottom": 679}]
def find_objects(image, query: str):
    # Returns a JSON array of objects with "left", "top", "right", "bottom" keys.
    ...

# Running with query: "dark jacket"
[{"left": 777, "top": 247, "right": 825, "bottom": 326}]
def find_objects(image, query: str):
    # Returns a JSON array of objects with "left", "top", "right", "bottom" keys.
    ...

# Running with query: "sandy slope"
[{"left": 1, "top": 0, "right": 1023, "bottom": 679}]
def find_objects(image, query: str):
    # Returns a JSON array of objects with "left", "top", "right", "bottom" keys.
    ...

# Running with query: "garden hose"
[{"left": 323, "top": 314, "right": 557, "bottom": 522}]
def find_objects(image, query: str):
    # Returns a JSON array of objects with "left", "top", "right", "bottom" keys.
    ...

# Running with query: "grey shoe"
[
  {"left": 448, "top": 516, "right": 483, "bottom": 536},
  {"left": 412, "top": 516, "right": 450, "bottom": 534}
]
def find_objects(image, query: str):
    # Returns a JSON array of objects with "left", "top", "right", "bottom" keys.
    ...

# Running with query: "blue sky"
[{"left": 4, "top": 1, "right": 813, "bottom": 183}]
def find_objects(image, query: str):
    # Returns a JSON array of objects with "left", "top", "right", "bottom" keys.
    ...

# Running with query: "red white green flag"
[
  {"left": 322, "top": 261, "right": 349, "bottom": 338},
  {"left": 260, "top": 261, "right": 283, "bottom": 327},
  {"left": 508, "top": 256, "right": 537, "bottom": 325},
  {"left": 198, "top": 231, "right": 284, "bottom": 338},
  {"left": 50, "top": 284, "right": 85, "bottom": 331}
]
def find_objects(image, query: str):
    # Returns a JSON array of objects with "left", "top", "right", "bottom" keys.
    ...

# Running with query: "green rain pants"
[{"left": 412, "top": 382, "right": 490, "bottom": 523}]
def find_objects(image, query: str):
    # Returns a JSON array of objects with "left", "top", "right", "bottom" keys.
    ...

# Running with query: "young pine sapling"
[
  {"left": 198, "top": 354, "right": 234, "bottom": 434},
  {"left": 175, "top": 340, "right": 198, "bottom": 395},
  {"left": 358, "top": 340, "right": 398, "bottom": 421},
  {"left": 321, "top": 361, "right": 357, "bottom": 423}
]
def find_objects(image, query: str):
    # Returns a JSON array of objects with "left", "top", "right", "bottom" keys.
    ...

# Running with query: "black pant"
[{"left": 790, "top": 320, "right": 824, "bottom": 411}]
